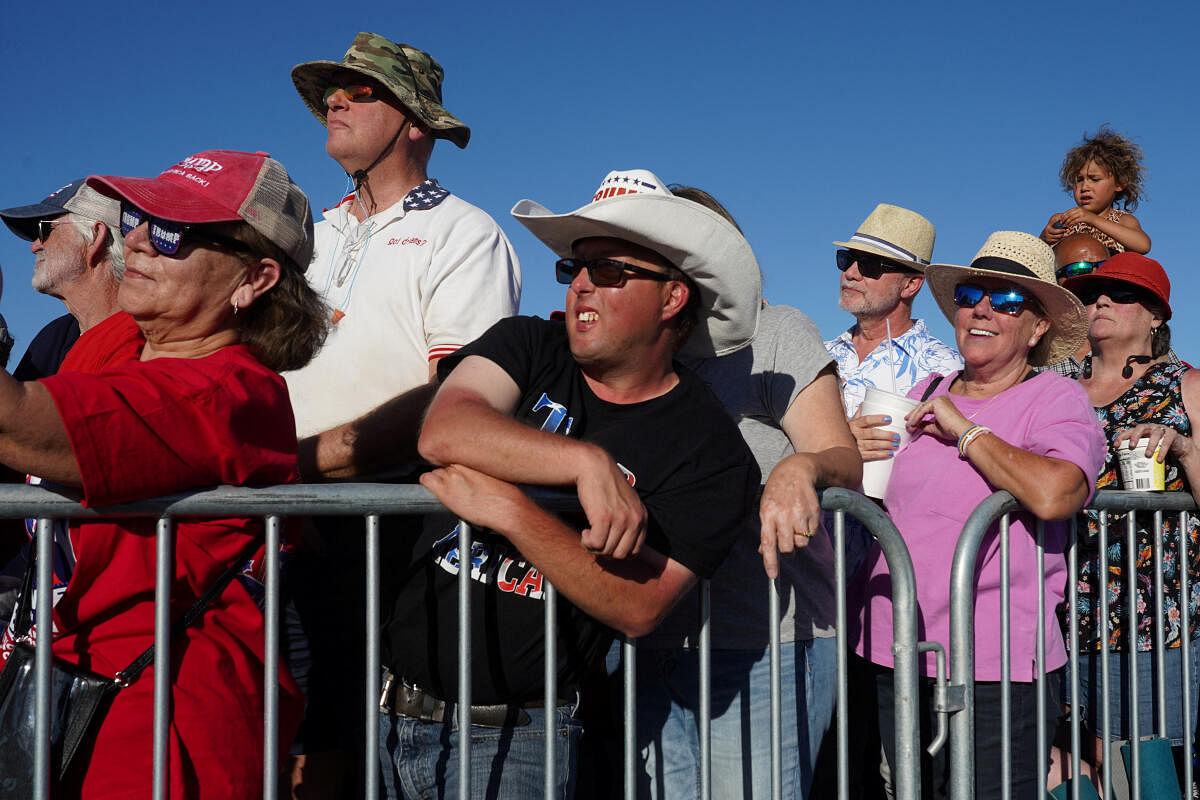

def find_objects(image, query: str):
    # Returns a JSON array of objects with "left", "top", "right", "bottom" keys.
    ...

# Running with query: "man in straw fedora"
[
  {"left": 825, "top": 203, "right": 961, "bottom": 417},
  {"left": 393, "top": 168, "right": 761, "bottom": 797},
  {"left": 280, "top": 32, "right": 521, "bottom": 795}
]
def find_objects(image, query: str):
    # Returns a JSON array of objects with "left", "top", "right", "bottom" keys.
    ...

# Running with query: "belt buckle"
[{"left": 379, "top": 670, "right": 396, "bottom": 714}]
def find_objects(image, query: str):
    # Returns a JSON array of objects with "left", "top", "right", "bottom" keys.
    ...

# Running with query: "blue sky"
[{"left": 2, "top": 1, "right": 1197, "bottom": 364}]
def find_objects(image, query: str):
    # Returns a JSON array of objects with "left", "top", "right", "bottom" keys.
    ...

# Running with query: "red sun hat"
[
  {"left": 88, "top": 150, "right": 314, "bottom": 268},
  {"left": 1062, "top": 251, "right": 1171, "bottom": 319}
]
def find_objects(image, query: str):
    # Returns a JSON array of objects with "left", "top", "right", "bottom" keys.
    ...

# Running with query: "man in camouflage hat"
[
  {"left": 280, "top": 32, "right": 521, "bottom": 795},
  {"left": 285, "top": 32, "right": 520, "bottom": 472}
]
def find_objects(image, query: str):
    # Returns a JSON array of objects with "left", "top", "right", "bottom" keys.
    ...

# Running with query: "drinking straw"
[{"left": 885, "top": 319, "right": 898, "bottom": 394}]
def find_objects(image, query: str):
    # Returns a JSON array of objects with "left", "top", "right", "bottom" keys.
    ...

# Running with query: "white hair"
[{"left": 67, "top": 186, "right": 125, "bottom": 279}]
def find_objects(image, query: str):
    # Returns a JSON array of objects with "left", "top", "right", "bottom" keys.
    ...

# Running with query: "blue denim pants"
[
  {"left": 378, "top": 700, "right": 582, "bottom": 800},
  {"left": 636, "top": 637, "right": 837, "bottom": 799},
  {"left": 1070, "top": 644, "right": 1200, "bottom": 745}
]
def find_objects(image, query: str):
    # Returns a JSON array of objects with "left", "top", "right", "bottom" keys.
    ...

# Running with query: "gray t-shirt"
[{"left": 642, "top": 304, "right": 836, "bottom": 648}]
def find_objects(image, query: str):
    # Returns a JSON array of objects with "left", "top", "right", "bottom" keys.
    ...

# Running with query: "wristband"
[{"left": 957, "top": 425, "right": 991, "bottom": 458}]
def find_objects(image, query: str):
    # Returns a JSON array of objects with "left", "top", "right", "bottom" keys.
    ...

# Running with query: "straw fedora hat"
[
  {"left": 832, "top": 203, "right": 935, "bottom": 271},
  {"left": 924, "top": 231, "right": 1088, "bottom": 366},
  {"left": 512, "top": 169, "right": 761, "bottom": 358}
]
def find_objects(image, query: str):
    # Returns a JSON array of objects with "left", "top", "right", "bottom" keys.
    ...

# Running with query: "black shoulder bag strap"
[
  {"left": 9, "top": 532, "right": 264, "bottom": 688},
  {"left": 919, "top": 374, "right": 945, "bottom": 402},
  {"left": 115, "top": 534, "right": 264, "bottom": 687}
]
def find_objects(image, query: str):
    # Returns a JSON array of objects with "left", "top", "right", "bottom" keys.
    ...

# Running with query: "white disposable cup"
[
  {"left": 1117, "top": 437, "right": 1166, "bottom": 491},
  {"left": 858, "top": 387, "right": 920, "bottom": 499}
]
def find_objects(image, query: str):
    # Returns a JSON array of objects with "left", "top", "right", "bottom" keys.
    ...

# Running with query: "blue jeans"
[
  {"left": 378, "top": 700, "right": 582, "bottom": 799},
  {"left": 636, "top": 637, "right": 836, "bottom": 799},
  {"left": 1070, "top": 644, "right": 1200, "bottom": 745}
]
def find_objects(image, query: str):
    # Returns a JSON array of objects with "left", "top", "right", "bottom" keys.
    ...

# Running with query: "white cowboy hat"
[{"left": 511, "top": 169, "right": 761, "bottom": 358}]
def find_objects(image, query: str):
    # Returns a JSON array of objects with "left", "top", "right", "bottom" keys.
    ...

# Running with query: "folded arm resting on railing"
[
  {"left": 906, "top": 393, "right": 1092, "bottom": 519},
  {"left": 418, "top": 355, "right": 648, "bottom": 559},
  {"left": 0, "top": 373, "right": 79, "bottom": 486},
  {"left": 420, "top": 463, "right": 694, "bottom": 639},
  {"left": 759, "top": 366, "right": 861, "bottom": 578}
]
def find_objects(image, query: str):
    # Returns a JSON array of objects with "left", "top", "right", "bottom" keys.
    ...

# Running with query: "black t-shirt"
[
  {"left": 383, "top": 316, "right": 760, "bottom": 704},
  {"left": 12, "top": 314, "right": 80, "bottom": 381}
]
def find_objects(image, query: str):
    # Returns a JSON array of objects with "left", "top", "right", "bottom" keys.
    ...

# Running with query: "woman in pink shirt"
[{"left": 851, "top": 231, "right": 1106, "bottom": 798}]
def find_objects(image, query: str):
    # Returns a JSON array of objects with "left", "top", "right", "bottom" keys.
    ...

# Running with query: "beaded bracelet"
[{"left": 957, "top": 424, "right": 992, "bottom": 458}]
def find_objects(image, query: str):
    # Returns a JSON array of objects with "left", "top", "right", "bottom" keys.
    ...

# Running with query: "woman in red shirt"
[{"left": 0, "top": 149, "right": 328, "bottom": 798}]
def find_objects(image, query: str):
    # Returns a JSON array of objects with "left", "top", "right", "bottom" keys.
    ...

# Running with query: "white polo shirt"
[{"left": 285, "top": 182, "right": 521, "bottom": 438}]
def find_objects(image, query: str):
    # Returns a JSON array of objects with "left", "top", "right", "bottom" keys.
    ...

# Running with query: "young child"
[{"left": 1040, "top": 126, "right": 1151, "bottom": 254}]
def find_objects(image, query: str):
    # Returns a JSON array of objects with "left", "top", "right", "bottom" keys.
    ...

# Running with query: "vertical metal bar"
[
  {"left": 1068, "top": 517, "right": 1082, "bottom": 800},
  {"left": 543, "top": 582, "right": 558, "bottom": 799},
  {"left": 770, "top": 573, "right": 783, "bottom": 800},
  {"left": 1152, "top": 509, "right": 1167, "bottom": 738},
  {"left": 624, "top": 637, "right": 637, "bottom": 800},
  {"left": 1127, "top": 512, "right": 1140, "bottom": 800},
  {"left": 263, "top": 516, "right": 281, "bottom": 800},
  {"left": 365, "top": 515, "right": 381, "bottom": 800},
  {"left": 1181, "top": 510, "right": 1194, "bottom": 796},
  {"left": 1035, "top": 520, "right": 1047, "bottom": 800},
  {"left": 153, "top": 516, "right": 174, "bottom": 800},
  {"left": 33, "top": 517, "right": 54, "bottom": 800},
  {"left": 1099, "top": 511, "right": 1112, "bottom": 800},
  {"left": 457, "top": 520, "right": 472, "bottom": 800},
  {"left": 834, "top": 512, "right": 849, "bottom": 800},
  {"left": 699, "top": 579, "right": 712, "bottom": 800},
  {"left": 999, "top": 514, "right": 1011, "bottom": 800}
]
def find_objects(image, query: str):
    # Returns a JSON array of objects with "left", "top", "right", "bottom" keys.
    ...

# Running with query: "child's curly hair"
[{"left": 1059, "top": 125, "right": 1146, "bottom": 210}]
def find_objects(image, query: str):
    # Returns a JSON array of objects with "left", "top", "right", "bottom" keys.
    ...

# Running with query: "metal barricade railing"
[
  {"left": 947, "top": 489, "right": 1198, "bottom": 800},
  {"left": 2, "top": 483, "right": 921, "bottom": 800},
  {"left": 824, "top": 487, "right": 925, "bottom": 800}
]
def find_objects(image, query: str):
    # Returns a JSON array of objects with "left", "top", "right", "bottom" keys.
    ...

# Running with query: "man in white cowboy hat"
[
  {"left": 284, "top": 32, "right": 521, "bottom": 477},
  {"left": 380, "top": 169, "right": 761, "bottom": 798},
  {"left": 824, "top": 203, "right": 962, "bottom": 417}
]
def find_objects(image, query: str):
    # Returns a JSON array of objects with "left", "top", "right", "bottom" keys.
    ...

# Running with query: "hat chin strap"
[{"left": 349, "top": 121, "right": 409, "bottom": 200}]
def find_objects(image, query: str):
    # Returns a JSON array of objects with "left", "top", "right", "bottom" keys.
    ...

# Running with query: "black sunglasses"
[
  {"left": 121, "top": 203, "right": 251, "bottom": 257},
  {"left": 953, "top": 283, "right": 1036, "bottom": 316},
  {"left": 836, "top": 249, "right": 918, "bottom": 279},
  {"left": 1072, "top": 280, "right": 1149, "bottom": 307},
  {"left": 556, "top": 258, "right": 673, "bottom": 287},
  {"left": 1055, "top": 260, "right": 1104, "bottom": 280}
]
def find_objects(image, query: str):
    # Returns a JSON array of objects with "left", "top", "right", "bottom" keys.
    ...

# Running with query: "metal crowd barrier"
[
  {"left": 1, "top": 483, "right": 922, "bottom": 800},
  {"left": 948, "top": 489, "right": 1197, "bottom": 800}
]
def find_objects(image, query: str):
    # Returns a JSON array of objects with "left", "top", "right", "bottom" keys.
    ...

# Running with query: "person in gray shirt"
[{"left": 636, "top": 186, "right": 860, "bottom": 799}]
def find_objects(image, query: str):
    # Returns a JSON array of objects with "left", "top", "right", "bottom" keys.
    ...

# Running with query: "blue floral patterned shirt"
[{"left": 825, "top": 318, "right": 962, "bottom": 415}]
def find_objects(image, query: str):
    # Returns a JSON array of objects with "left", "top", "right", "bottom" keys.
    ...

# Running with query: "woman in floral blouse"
[{"left": 1065, "top": 251, "right": 1200, "bottom": 769}]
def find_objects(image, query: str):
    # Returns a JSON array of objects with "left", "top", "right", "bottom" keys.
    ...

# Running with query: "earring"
[{"left": 233, "top": 300, "right": 239, "bottom": 316}]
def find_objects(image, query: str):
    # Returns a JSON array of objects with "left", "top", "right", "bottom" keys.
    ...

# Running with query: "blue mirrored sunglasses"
[
  {"left": 952, "top": 283, "right": 1033, "bottom": 316},
  {"left": 120, "top": 203, "right": 250, "bottom": 257}
]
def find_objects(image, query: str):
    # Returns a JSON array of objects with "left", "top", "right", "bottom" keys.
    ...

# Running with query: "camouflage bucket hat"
[{"left": 292, "top": 32, "right": 470, "bottom": 149}]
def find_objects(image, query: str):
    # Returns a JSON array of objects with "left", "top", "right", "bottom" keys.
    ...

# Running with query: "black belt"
[{"left": 380, "top": 670, "right": 573, "bottom": 728}]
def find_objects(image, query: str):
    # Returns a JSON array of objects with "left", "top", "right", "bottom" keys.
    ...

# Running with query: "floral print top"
[{"left": 1074, "top": 360, "right": 1200, "bottom": 651}]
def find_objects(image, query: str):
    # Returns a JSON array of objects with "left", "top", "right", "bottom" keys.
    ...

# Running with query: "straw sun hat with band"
[
  {"left": 833, "top": 203, "right": 936, "bottom": 271},
  {"left": 512, "top": 169, "right": 761, "bottom": 359},
  {"left": 924, "top": 230, "right": 1088, "bottom": 367}
]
